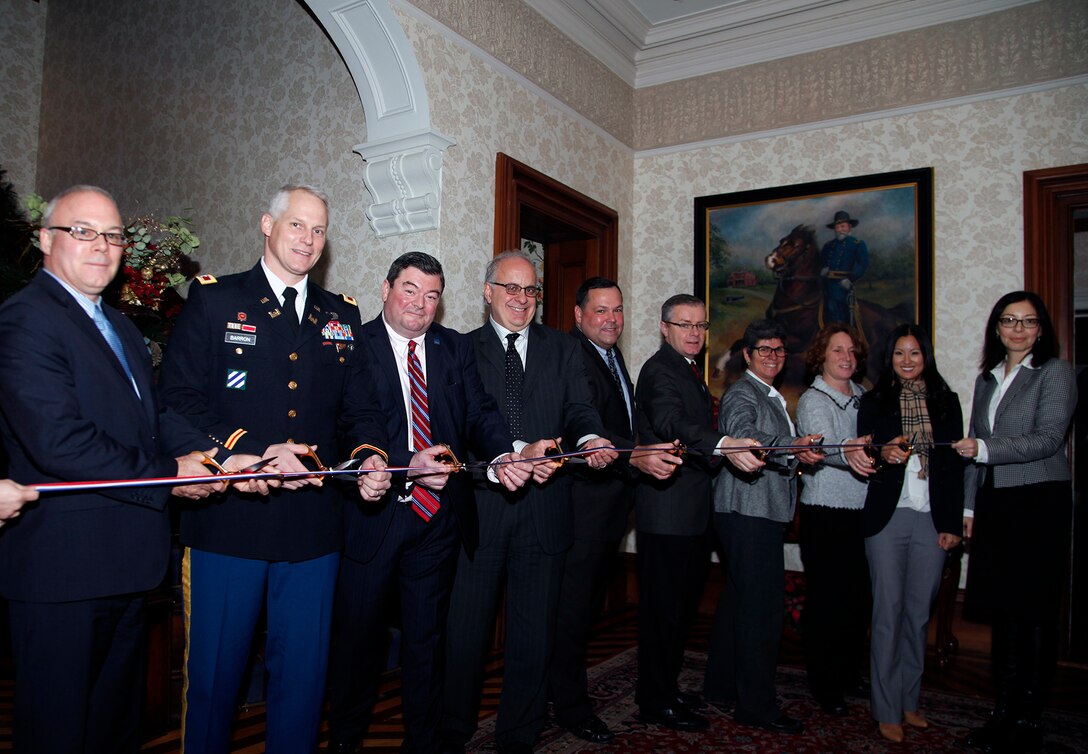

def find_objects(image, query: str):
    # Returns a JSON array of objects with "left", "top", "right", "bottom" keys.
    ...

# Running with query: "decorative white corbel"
[
  {"left": 355, "top": 129, "right": 455, "bottom": 236},
  {"left": 303, "top": 0, "right": 456, "bottom": 236}
]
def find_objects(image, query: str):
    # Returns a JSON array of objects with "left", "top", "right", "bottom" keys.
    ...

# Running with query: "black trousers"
[
  {"left": 548, "top": 537, "right": 621, "bottom": 725},
  {"left": 328, "top": 504, "right": 458, "bottom": 754},
  {"left": 8, "top": 593, "right": 146, "bottom": 754},
  {"left": 636, "top": 530, "right": 709, "bottom": 709},
  {"left": 798, "top": 503, "right": 870, "bottom": 704},
  {"left": 704, "top": 511, "right": 787, "bottom": 724}
]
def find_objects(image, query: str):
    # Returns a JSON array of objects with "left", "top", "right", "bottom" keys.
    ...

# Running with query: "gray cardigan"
[
  {"left": 964, "top": 356, "right": 1077, "bottom": 511},
  {"left": 713, "top": 371, "right": 801, "bottom": 523},
  {"left": 796, "top": 376, "right": 869, "bottom": 510}
]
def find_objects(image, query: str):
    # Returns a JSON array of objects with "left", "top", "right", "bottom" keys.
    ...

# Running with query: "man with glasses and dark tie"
[
  {"left": 159, "top": 185, "right": 391, "bottom": 754},
  {"left": 326, "top": 252, "right": 532, "bottom": 754},
  {"left": 0, "top": 185, "right": 242, "bottom": 752},
  {"left": 632, "top": 293, "right": 763, "bottom": 733},
  {"left": 439, "top": 251, "right": 617, "bottom": 754},
  {"left": 548, "top": 277, "right": 683, "bottom": 745}
]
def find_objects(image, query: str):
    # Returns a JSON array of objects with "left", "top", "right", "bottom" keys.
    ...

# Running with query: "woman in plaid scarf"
[{"left": 856, "top": 324, "right": 964, "bottom": 744}]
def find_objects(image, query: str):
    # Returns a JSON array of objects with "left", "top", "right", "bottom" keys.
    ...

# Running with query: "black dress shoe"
[
  {"left": 639, "top": 706, "right": 710, "bottom": 731},
  {"left": 735, "top": 713, "right": 804, "bottom": 734},
  {"left": 326, "top": 742, "right": 358, "bottom": 754},
  {"left": 818, "top": 698, "right": 850, "bottom": 717},
  {"left": 676, "top": 691, "right": 706, "bottom": 710},
  {"left": 563, "top": 714, "right": 616, "bottom": 744}
]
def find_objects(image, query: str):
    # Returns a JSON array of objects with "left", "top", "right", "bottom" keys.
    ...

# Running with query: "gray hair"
[
  {"left": 267, "top": 184, "right": 330, "bottom": 223},
  {"left": 661, "top": 293, "right": 704, "bottom": 323},
  {"left": 42, "top": 185, "right": 118, "bottom": 226},
  {"left": 485, "top": 249, "right": 534, "bottom": 285}
]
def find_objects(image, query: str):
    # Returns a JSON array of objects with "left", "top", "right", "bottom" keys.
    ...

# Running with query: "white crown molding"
[{"left": 526, "top": 0, "right": 1039, "bottom": 88}]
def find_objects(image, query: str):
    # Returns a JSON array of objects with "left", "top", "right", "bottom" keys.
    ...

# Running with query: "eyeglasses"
[
  {"left": 663, "top": 321, "right": 710, "bottom": 332},
  {"left": 47, "top": 225, "right": 127, "bottom": 247},
  {"left": 997, "top": 316, "right": 1040, "bottom": 330},
  {"left": 490, "top": 281, "right": 542, "bottom": 297},
  {"left": 751, "top": 345, "right": 787, "bottom": 357}
]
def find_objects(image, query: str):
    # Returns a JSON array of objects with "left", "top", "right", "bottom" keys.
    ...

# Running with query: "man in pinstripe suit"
[{"left": 439, "top": 251, "right": 617, "bottom": 754}]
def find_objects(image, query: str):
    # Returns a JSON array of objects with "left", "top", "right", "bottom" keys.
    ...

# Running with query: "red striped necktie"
[{"left": 407, "top": 340, "right": 440, "bottom": 521}]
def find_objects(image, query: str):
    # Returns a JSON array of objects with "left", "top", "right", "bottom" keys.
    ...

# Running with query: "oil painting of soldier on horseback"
[{"left": 694, "top": 168, "right": 933, "bottom": 411}]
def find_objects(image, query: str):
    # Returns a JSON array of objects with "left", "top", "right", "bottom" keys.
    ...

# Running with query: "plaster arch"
[{"left": 302, "top": 0, "right": 454, "bottom": 237}]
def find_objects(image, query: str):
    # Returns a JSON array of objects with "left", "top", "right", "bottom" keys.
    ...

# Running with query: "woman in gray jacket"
[{"left": 953, "top": 292, "right": 1077, "bottom": 754}]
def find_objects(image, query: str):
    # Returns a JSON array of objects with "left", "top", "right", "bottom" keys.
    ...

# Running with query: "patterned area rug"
[{"left": 467, "top": 648, "right": 1088, "bottom": 753}]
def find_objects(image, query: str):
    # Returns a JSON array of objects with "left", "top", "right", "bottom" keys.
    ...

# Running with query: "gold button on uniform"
[
  {"left": 287, "top": 409, "right": 297, "bottom": 418},
  {"left": 288, "top": 381, "right": 298, "bottom": 390},
  {"left": 235, "top": 348, "right": 243, "bottom": 355},
  {"left": 289, "top": 352, "right": 299, "bottom": 361},
  {"left": 339, "top": 356, "right": 346, "bottom": 364}
]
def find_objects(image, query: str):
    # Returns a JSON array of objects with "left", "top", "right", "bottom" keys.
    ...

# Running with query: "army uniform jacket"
[{"left": 159, "top": 263, "right": 385, "bottom": 561}]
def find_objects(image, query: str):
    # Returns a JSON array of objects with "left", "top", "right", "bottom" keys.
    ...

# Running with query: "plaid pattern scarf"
[{"left": 899, "top": 380, "right": 932, "bottom": 479}]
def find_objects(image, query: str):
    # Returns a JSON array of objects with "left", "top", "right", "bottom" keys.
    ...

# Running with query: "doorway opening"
[{"left": 494, "top": 153, "right": 618, "bottom": 334}]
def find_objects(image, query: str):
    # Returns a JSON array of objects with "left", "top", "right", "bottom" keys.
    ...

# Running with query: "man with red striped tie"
[{"left": 327, "top": 252, "right": 533, "bottom": 754}]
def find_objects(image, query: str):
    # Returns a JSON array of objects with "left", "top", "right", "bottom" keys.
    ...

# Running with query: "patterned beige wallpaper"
[
  {"left": 630, "top": 83, "right": 1088, "bottom": 418},
  {"left": 403, "top": 0, "right": 634, "bottom": 147},
  {"left": 634, "top": 0, "right": 1088, "bottom": 150},
  {"left": 34, "top": 0, "right": 377, "bottom": 310},
  {"left": 402, "top": 0, "right": 1087, "bottom": 152},
  {"left": 0, "top": 0, "right": 47, "bottom": 198},
  {"left": 392, "top": 8, "right": 633, "bottom": 334}
]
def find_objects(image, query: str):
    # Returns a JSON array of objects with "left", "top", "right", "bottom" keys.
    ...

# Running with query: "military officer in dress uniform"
[
  {"left": 159, "top": 185, "right": 391, "bottom": 754},
  {"left": 819, "top": 210, "right": 869, "bottom": 325}
]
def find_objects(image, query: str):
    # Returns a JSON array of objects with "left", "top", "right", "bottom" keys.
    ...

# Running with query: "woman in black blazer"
[
  {"left": 857, "top": 324, "right": 963, "bottom": 744},
  {"left": 953, "top": 292, "right": 1076, "bottom": 754}
]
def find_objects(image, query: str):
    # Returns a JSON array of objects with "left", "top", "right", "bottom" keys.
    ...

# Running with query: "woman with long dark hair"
[
  {"left": 857, "top": 324, "right": 963, "bottom": 744},
  {"left": 796, "top": 324, "right": 871, "bottom": 717},
  {"left": 953, "top": 292, "right": 1076, "bottom": 754}
]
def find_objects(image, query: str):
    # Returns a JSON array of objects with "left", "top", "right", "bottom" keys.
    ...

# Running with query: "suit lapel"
[
  {"left": 994, "top": 366, "right": 1035, "bottom": 426},
  {"left": 476, "top": 323, "right": 505, "bottom": 377},
  {"left": 975, "top": 373, "right": 999, "bottom": 436},
  {"left": 521, "top": 325, "right": 544, "bottom": 398},
  {"left": 746, "top": 372, "right": 791, "bottom": 434},
  {"left": 40, "top": 275, "right": 145, "bottom": 411}
]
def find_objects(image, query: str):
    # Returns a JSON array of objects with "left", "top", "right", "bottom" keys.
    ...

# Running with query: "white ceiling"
[{"left": 523, "top": 0, "right": 1039, "bottom": 87}]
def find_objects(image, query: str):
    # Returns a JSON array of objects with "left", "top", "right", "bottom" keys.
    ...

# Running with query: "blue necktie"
[{"left": 94, "top": 305, "right": 138, "bottom": 393}]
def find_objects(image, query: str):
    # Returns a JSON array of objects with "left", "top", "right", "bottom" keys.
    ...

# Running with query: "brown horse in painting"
[{"left": 761, "top": 223, "right": 907, "bottom": 386}]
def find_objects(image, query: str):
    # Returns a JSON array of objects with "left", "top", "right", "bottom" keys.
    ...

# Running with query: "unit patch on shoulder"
[
  {"left": 197, "top": 274, "right": 218, "bottom": 285},
  {"left": 341, "top": 293, "right": 358, "bottom": 306}
]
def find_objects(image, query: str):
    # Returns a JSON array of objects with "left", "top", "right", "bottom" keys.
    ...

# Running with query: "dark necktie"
[
  {"left": 505, "top": 332, "right": 524, "bottom": 439},
  {"left": 407, "top": 340, "right": 440, "bottom": 521},
  {"left": 605, "top": 347, "right": 623, "bottom": 391},
  {"left": 282, "top": 286, "right": 299, "bottom": 331},
  {"left": 93, "top": 305, "right": 138, "bottom": 393},
  {"left": 607, "top": 347, "right": 633, "bottom": 432}
]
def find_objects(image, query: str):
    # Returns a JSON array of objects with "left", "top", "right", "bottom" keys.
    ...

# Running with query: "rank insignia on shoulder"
[
  {"left": 322, "top": 320, "right": 354, "bottom": 341},
  {"left": 197, "top": 274, "right": 218, "bottom": 285},
  {"left": 341, "top": 293, "right": 358, "bottom": 306}
]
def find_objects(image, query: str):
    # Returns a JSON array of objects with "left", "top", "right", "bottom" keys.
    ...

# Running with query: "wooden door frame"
[
  {"left": 1023, "top": 162, "right": 1088, "bottom": 661},
  {"left": 494, "top": 153, "right": 618, "bottom": 281},
  {"left": 1024, "top": 163, "right": 1088, "bottom": 355}
]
